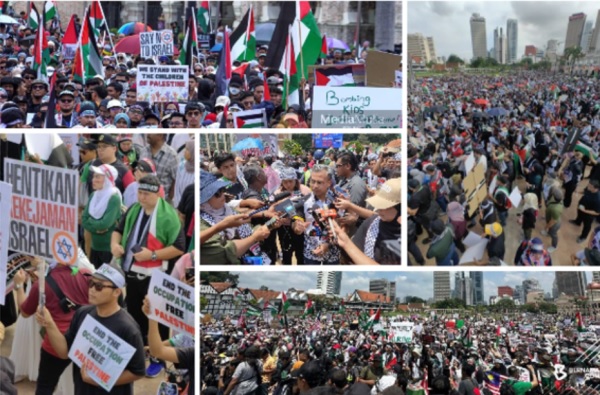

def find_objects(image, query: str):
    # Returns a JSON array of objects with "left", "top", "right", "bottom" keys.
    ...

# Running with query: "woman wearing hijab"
[
  {"left": 200, "top": 170, "right": 271, "bottom": 264},
  {"left": 426, "top": 218, "right": 458, "bottom": 266},
  {"left": 114, "top": 113, "right": 131, "bottom": 129},
  {"left": 174, "top": 140, "right": 195, "bottom": 207},
  {"left": 520, "top": 192, "right": 538, "bottom": 240},
  {"left": 447, "top": 201, "right": 467, "bottom": 253},
  {"left": 273, "top": 167, "right": 311, "bottom": 265},
  {"left": 82, "top": 164, "right": 123, "bottom": 268}
]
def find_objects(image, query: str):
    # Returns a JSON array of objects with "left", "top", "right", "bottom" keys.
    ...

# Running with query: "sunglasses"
[
  {"left": 88, "top": 279, "right": 117, "bottom": 291},
  {"left": 32, "top": 85, "right": 45, "bottom": 90},
  {"left": 24, "top": 76, "right": 34, "bottom": 80},
  {"left": 60, "top": 99, "right": 73, "bottom": 103}
]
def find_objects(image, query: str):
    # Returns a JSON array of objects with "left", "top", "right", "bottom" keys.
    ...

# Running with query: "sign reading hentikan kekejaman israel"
[{"left": 3, "top": 159, "right": 78, "bottom": 265}]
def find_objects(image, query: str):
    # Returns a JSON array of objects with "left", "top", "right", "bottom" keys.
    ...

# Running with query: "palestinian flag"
[
  {"left": 120, "top": 199, "right": 181, "bottom": 276},
  {"left": 462, "top": 327, "right": 473, "bottom": 347},
  {"left": 29, "top": 3, "right": 41, "bottom": 30},
  {"left": 45, "top": 1, "right": 57, "bottom": 22},
  {"left": 234, "top": 109, "right": 267, "bottom": 129},
  {"left": 276, "top": 25, "right": 298, "bottom": 109},
  {"left": 302, "top": 300, "right": 314, "bottom": 317},
  {"left": 577, "top": 311, "right": 586, "bottom": 332},
  {"left": 246, "top": 304, "right": 262, "bottom": 317},
  {"left": 338, "top": 300, "right": 345, "bottom": 314},
  {"left": 265, "top": 301, "right": 278, "bottom": 316},
  {"left": 179, "top": 12, "right": 198, "bottom": 68},
  {"left": 33, "top": 9, "right": 50, "bottom": 82},
  {"left": 575, "top": 141, "right": 598, "bottom": 160},
  {"left": 71, "top": 43, "right": 84, "bottom": 83},
  {"left": 456, "top": 319, "right": 465, "bottom": 329},
  {"left": 197, "top": 1, "right": 210, "bottom": 33},
  {"left": 320, "top": 34, "right": 327, "bottom": 59},
  {"left": 262, "top": 73, "right": 271, "bottom": 102},
  {"left": 364, "top": 308, "right": 381, "bottom": 329},
  {"left": 266, "top": 1, "right": 322, "bottom": 79},
  {"left": 279, "top": 291, "right": 290, "bottom": 314},
  {"left": 81, "top": 7, "right": 103, "bottom": 81},
  {"left": 230, "top": 6, "right": 255, "bottom": 63},
  {"left": 89, "top": 1, "right": 109, "bottom": 38},
  {"left": 495, "top": 325, "right": 501, "bottom": 347},
  {"left": 215, "top": 25, "right": 232, "bottom": 96},
  {"left": 233, "top": 290, "right": 244, "bottom": 302},
  {"left": 315, "top": 66, "right": 356, "bottom": 87},
  {"left": 62, "top": 15, "right": 78, "bottom": 60}
]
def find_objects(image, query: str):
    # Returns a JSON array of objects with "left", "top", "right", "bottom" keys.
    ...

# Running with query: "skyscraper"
[
  {"left": 369, "top": 279, "right": 397, "bottom": 301},
  {"left": 506, "top": 19, "right": 518, "bottom": 63},
  {"left": 407, "top": 33, "right": 437, "bottom": 64},
  {"left": 565, "top": 13, "right": 587, "bottom": 50},
  {"left": 581, "top": 20, "right": 594, "bottom": 52},
  {"left": 470, "top": 272, "right": 484, "bottom": 305},
  {"left": 470, "top": 13, "right": 488, "bottom": 60},
  {"left": 456, "top": 274, "right": 473, "bottom": 306},
  {"left": 589, "top": 10, "right": 600, "bottom": 53},
  {"left": 316, "top": 272, "right": 342, "bottom": 295},
  {"left": 494, "top": 27, "right": 507, "bottom": 64},
  {"left": 593, "top": 272, "right": 600, "bottom": 283},
  {"left": 434, "top": 272, "right": 451, "bottom": 302},
  {"left": 555, "top": 272, "right": 587, "bottom": 296}
]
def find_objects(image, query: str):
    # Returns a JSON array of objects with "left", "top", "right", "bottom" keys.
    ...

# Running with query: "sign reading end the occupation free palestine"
[{"left": 148, "top": 270, "right": 195, "bottom": 337}]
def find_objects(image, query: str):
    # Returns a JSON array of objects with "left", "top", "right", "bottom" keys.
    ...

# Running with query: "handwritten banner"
[
  {"left": 140, "top": 30, "right": 174, "bottom": 57},
  {"left": 69, "top": 315, "right": 136, "bottom": 392},
  {"left": 136, "top": 65, "right": 189, "bottom": 103},
  {"left": 148, "top": 270, "right": 194, "bottom": 337},
  {"left": 4, "top": 159, "right": 78, "bottom": 265},
  {"left": 391, "top": 322, "right": 414, "bottom": 343},
  {"left": 312, "top": 86, "right": 402, "bottom": 128}
]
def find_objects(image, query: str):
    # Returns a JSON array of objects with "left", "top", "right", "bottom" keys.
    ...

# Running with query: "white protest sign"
[
  {"left": 464, "top": 153, "right": 476, "bottom": 174},
  {"left": 509, "top": 187, "right": 522, "bottom": 207},
  {"left": 136, "top": 65, "right": 189, "bottom": 103},
  {"left": 463, "top": 231, "right": 486, "bottom": 249},
  {"left": 390, "top": 322, "right": 414, "bottom": 343},
  {"left": 488, "top": 175, "right": 497, "bottom": 195},
  {"left": 459, "top": 239, "right": 488, "bottom": 264},
  {"left": 140, "top": 30, "right": 174, "bottom": 58},
  {"left": 312, "top": 86, "right": 402, "bottom": 128},
  {"left": 148, "top": 270, "right": 194, "bottom": 337},
  {"left": 0, "top": 181, "right": 11, "bottom": 305},
  {"left": 68, "top": 315, "right": 137, "bottom": 392},
  {"left": 3, "top": 159, "right": 78, "bottom": 265}
]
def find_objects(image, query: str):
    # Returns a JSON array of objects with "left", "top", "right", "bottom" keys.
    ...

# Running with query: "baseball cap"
[
  {"left": 87, "top": 264, "right": 126, "bottom": 288},
  {"left": 90, "top": 164, "right": 118, "bottom": 186},
  {"left": 366, "top": 178, "right": 400, "bottom": 210},
  {"left": 136, "top": 158, "right": 157, "bottom": 174},
  {"left": 530, "top": 238, "right": 544, "bottom": 252},
  {"left": 77, "top": 138, "right": 97, "bottom": 150},
  {"left": 215, "top": 95, "right": 230, "bottom": 109},
  {"left": 95, "top": 133, "right": 117, "bottom": 146},
  {"left": 107, "top": 99, "right": 123, "bottom": 109}
]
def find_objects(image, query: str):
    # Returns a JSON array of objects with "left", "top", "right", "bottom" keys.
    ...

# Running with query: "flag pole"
[{"left": 297, "top": 19, "right": 304, "bottom": 80}]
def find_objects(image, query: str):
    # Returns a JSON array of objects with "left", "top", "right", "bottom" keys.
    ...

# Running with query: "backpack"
[{"left": 500, "top": 380, "right": 516, "bottom": 395}]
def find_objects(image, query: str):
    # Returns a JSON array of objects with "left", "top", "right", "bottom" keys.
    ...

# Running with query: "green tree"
[
  {"left": 539, "top": 302, "right": 557, "bottom": 314},
  {"left": 292, "top": 134, "right": 313, "bottom": 152},
  {"left": 433, "top": 298, "right": 466, "bottom": 309},
  {"left": 447, "top": 54, "right": 464, "bottom": 64},
  {"left": 406, "top": 296, "right": 427, "bottom": 303},
  {"left": 200, "top": 296, "right": 208, "bottom": 310},
  {"left": 563, "top": 46, "right": 584, "bottom": 75},
  {"left": 202, "top": 272, "right": 240, "bottom": 285},
  {"left": 259, "top": 285, "right": 269, "bottom": 291},
  {"left": 491, "top": 298, "right": 517, "bottom": 312},
  {"left": 282, "top": 140, "right": 304, "bottom": 157}
]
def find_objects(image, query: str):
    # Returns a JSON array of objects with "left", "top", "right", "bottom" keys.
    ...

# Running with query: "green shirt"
[
  {"left": 511, "top": 380, "right": 533, "bottom": 395},
  {"left": 200, "top": 218, "right": 240, "bottom": 264},
  {"left": 82, "top": 194, "right": 122, "bottom": 251},
  {"left": 426, "top": 228, "right": 454, "bottom": 263},
  {"left": 545, "top": 201, "right": 563, "bottom": 222}
]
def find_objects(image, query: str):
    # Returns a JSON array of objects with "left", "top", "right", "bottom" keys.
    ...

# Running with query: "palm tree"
[{"left": 562, "top": 46, "right": 584, "bottom": 75}]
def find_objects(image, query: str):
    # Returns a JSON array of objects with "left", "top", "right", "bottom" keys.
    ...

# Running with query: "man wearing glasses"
[
  {"left": 56, "top": 90, "right": 78, "bottom": 128},
  {"left": 184, "top": 101, "right": 205, "bottom": 129},
  {"left": 27, "top": 78, "right": 47, "bottom": 113},
  {"left": 127, "top": 104, "right": 145, "bottom": 128},
  {"left": 36, "top": 263, "right": 146, "bottom": 395}
]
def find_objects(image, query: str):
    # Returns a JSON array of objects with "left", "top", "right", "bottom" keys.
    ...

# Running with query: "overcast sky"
[
  {"left": 228, "top": 271, "right": 575, "bottom": 303},
  {"left": 408, "top": 1, "right": 600, "bottom": 61}
]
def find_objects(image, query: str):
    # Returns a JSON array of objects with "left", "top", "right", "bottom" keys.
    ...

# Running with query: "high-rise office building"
[
  {"left": 407, "top": 33, "right": 437, "bottom": 64},
  {"left": 555, "top": 272, "right": 587, "bottom": 296},
  {"left": 316, "top": 272, "right": 342, "bottom": 295},
  {"left": 369, "top": 279, "right": 397, "bottom": 301},
  {"left": 593, "top": 272, "right": 600, "bottom": 283},
  {"left": 470, "top": 13, "right": 488, "bottom": 60},
  {"left": 565, "top": 13, "right": 587, "bottom": 50},
  {"left": 581, "top": 21, "right": 594, "bottom": 52},
  {"left": 506, "top": 19, "right": 518, "bottom": 63},
  {"left": 494, "top": 27, "right": 507, "bottom": 64},
  {"left": 457, "top": 274, "right": 473, "bottom": 306},
  {"left": 497, "top": 286, "right": 514, "bottom": 297},
  {"left": 514, "top": 285, "right": 524, "bottom": 304},
  {"left": 589, "top": 10, "right": 600, "bottom": 52},
  {"left": 470, "top": 272, "right": 484, "bottom": 305},
  {"left": 434, "top": 272, "right": 451, "bottom": 302}
]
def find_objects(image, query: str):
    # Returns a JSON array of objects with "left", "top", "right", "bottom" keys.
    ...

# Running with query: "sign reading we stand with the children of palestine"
[
  {"left": 136, "top": 65, "right": 189, "bottom": 103},
  {"left": 3, "top": 158, "right": 78, "bottom": 266}
]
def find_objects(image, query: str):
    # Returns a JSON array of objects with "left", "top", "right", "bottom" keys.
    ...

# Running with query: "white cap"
[{"left": 107, "top": 99, "right": 123, "bottom": 109}]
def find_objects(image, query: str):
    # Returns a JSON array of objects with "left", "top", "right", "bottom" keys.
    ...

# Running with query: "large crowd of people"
[
  {"left": 407, "top": 70, "right": 600, "bottom": 265},
  {"left": 201, "top": 309, "right": 600, "bottom": 395},
  {"left": 199, "top": 136, "right": 401, "bottom": 265},
  {"left": 1, "top": 132, "right": 195, "bottom": 394}
]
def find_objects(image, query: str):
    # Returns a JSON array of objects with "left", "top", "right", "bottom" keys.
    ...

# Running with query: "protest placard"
[
  {"left": 232, "top": 133, "right": 279, "bottom": 157},
  {"left": 136, "top": 65, "right": 189, "bottom": 103},
  {"left": 391, "top": 322, "right": 414, "bottom": 343},
  {"left": 313, "top": 134, "right": 344, "bottom": 149},
  {"left": 148, "top": 270, "right": 194, "bottom": 337},
  {"left": 0, "top": 181, "right": 11, "bottom": 305},
  {"left": 365, "top": 51, "right": 401, "bottom": 88},
  {"left": 5, "top": 253, "right": 33, "bottom": 296},
  {"left": 68, "top": 315, "right": 137, "bottom": 392},
  {"left": 3, "top": 159, "right": 78, "bottom": 265},
  {"left": 233, "top": 109, "right": 268, "bottom": 129},
  {"left": 140, "top": 30, "right": 174, "bottom": 58},
  {"left": 312, "top": 86, "right": 402, "bottom": 128}
]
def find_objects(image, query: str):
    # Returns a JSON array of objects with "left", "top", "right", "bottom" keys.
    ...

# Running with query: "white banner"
[
  {"left": 68, "top": 315, "right": 136, "bottom": 392},
  {"left": 0, "top": 181, "right": 11, "bottom": 305},
  {"left": 140, "top": 30, "right": 174, "bottom": 58},
  {"left": 391, "top": 322, "right": 414, "bottom": 343},
  {"left": 3, "top": 159, "right": 78, "bottom": 265},
  {"left": 136, "top": 65, "right": 189, "bottom": 103},
  {"left": 148, "top": 270, "right": 194, "bottom": 337}
]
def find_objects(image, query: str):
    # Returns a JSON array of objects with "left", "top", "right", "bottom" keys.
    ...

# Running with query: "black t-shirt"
[
  {"left": 224, "top": 181, "right": 245, "bottom": 200},
  {"left": 64, "top": 305, "right": 146, "bottom": 395},
  {"left": 409, "top": 186, "right": 432, "bottom": 215},
  {"left": 178, "top": 184, "right": 195, "bottom": 250},
  {"left": 580, "top": 190, "right": 600, "bottom": 213},
  {"left": 176, "top": 347, "right": 195, "bottom": 395}
]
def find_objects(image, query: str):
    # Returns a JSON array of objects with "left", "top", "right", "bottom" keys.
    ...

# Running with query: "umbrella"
[
  {"left": 0, "top": 15, "right": 18, "bottom": 24},
  {"left": 256, "top": 23, "right": 275, "bottom": 46},
  {"left": 486, "top": 107, "right": 509, "bottom": 117},
  {"left": 232, "top": 138, "right": 264, "bottom": 152},
  {"left": 327, "top": 37, "right": 349, "bottom": 50},
  {"left": 114, "top": 34, "right": 179, "bottom": 56},
  {"left": 210, "top": 43, "right": 222, "bottom": 52},
  {"left": 473, "top": 98, "right": 489, "bottom": 106},
  {"left": 472, "top": 111, "right": 489, "bottom": 119},
  {"left": 118, "top": 22, "right": 152, "bottom": 35},
  {"left": 425, "top": 105, "right": 447, "bottom": 114}
]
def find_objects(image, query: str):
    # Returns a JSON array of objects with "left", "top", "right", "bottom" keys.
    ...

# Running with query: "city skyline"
[
  {"left": 225, "top": 271, "right": 569, "bottom": 303},
  {"left": 408, "top": 2, "right": 600, "bottom": 61}
]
